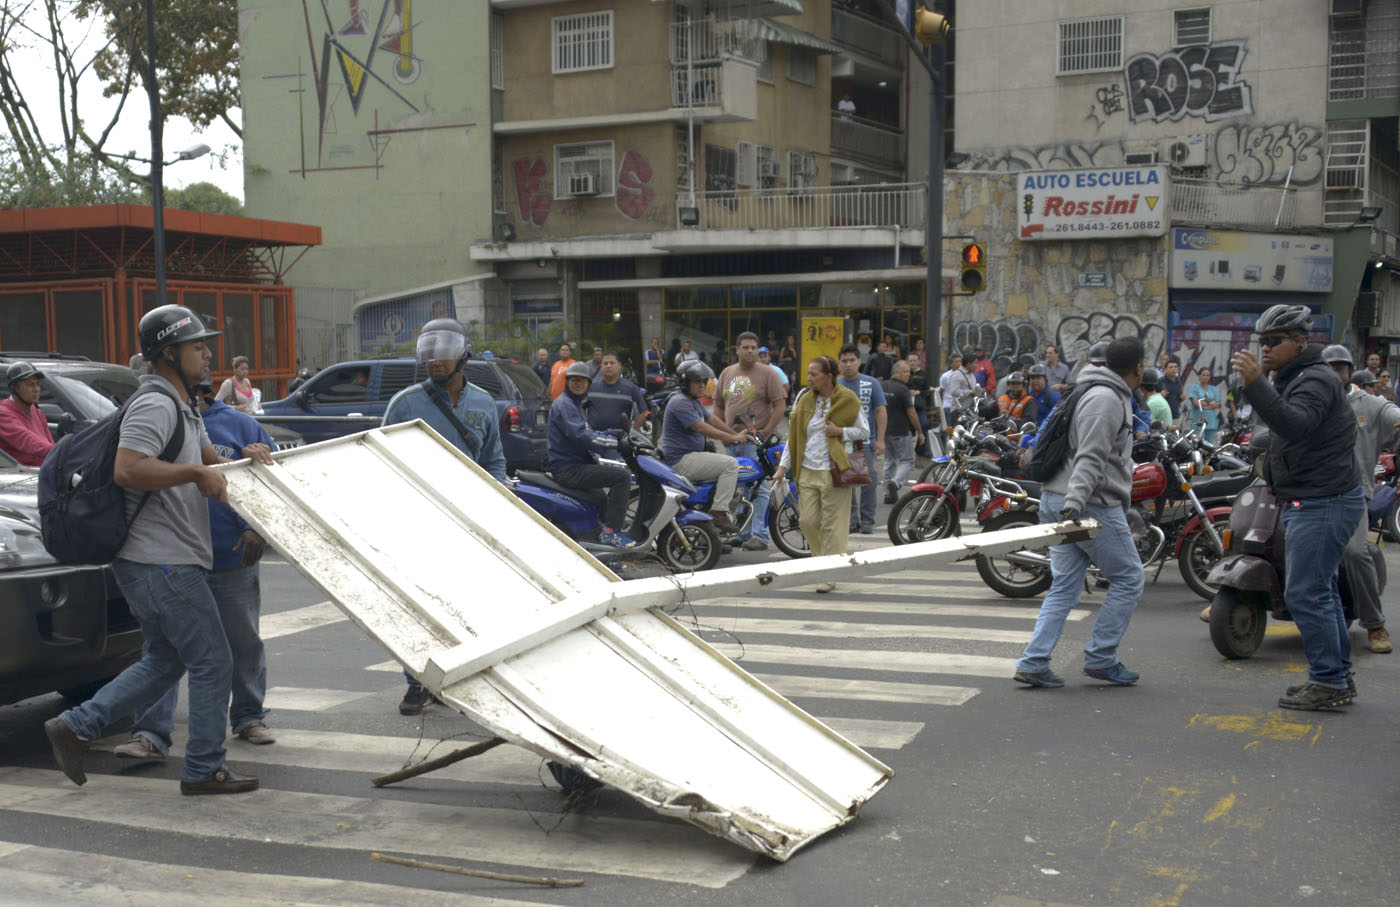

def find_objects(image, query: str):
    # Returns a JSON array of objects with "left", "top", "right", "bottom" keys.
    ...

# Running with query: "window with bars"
[
  {"left": 756, "top": 42, "right": 774, "bottom": 83},
  {"left": 492, "top": 139, "right": 505, "bottom": 214},
  {"left": 1173, "top": 8, "right": 1210, "bottom": 46},
  {"left": 1057, "top": 16, "right": 1123, "bottom": 75},
  {"left": 788, "top": 149, "right": 817, "bottom": 191},
  {"left": 787, "top": 48, "right": 815, "bottom": 86},
  {"left": 676, "top": 125, "right": 691, "bottom": 191},
  {"left": 554, "top": 141, "right": 616, "bottom": 197},
  {"left": 552, "top": 11, "right": 613, "bottom": 74},
  {"left": 490, "top": 14, "right": 504, "bottom": 89},
  {"left": 756, "top": 145, "right": 779, "bottom": 189},
  {"left": 736, "top": 141, "right": 757, "bottom": 187}
]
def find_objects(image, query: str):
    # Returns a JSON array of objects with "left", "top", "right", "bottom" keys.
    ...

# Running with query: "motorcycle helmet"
[
  {"left": 1027, "top": 364, "right": 1048, "bottom": 379},
  {"left": 1006, "top": 371, "right": 1025, "bottom": 385},
  {"left": 138, "top": 304, "right": 222, "bottom": 363},
  {"left": 977, "top": 397, "right": 1001, "bottom": 420},
  {"left": 676, "top": 359, "right": 715, "bottom": 397},
  {"left": 5, "top": 360, "right": 44, "bottom": 388},
  {"left": 1352, "top": 368, "right": 1378, "bottom": 387},
  {"left": 1140, "top": 367, "right": 1162, "bottom": 389},
  {"left": 564, "top": 360, "right": 593, "bottom": 381},
  {"left": 1320, "top": 344, "right": 1353, "bottom": 367},
  {"left": 1087, "top": 341, "right": 1109, "bottom": 365},
  {"left": 1254, "top": 303, "right": 1313, "bottom": 336},
  {"left": 416, "top": 318, "right": 472, "bottom": 367}
]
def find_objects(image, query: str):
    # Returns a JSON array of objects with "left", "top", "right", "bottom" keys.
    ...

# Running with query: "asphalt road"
[{"left": 1, "top": 503, "right": 1397, "bottom": 906}]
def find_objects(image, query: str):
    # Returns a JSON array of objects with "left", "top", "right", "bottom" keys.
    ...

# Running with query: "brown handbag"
[{"left": 830, "top": 440, "right": 871, "bottom": 487}]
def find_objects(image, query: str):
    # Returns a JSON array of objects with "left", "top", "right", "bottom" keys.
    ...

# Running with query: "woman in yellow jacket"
[{"left": 770, "top": 355, "right": 870, "bottom": 593}]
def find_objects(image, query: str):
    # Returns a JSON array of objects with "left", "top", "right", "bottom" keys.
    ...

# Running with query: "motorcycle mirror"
[{"left": 1021, "top": 421, "right": 1036, "bottom": 434}]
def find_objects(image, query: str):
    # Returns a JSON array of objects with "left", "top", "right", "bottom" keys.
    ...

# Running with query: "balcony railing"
[
  {"left": 669, "top": 19, "right": 762, "bottom": 64},
  {"left": 675, "top": 182, "right": 926, "bottom": 230},
  {"left": 830, "top": 113, "right": 904, "bottom": 169},
  {"left": 1329, "top": 7, "right": 1400, "bottom": 101},
  {"left": 1172, "top": 179, "right": 1298, "bottom": 229},
  {"left": 830, "top": 8, "right": 903, "bottom": 66},
  {"left": 673, "top": 62, "right": 723, "bottom": 107}
]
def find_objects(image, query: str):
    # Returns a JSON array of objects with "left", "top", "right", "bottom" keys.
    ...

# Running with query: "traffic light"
[
  {"left": 960, "top": 242, "right": 987, "bottom": 293},
  {"left": 913, "top": 7, "right": 950, "bottom": 45}
]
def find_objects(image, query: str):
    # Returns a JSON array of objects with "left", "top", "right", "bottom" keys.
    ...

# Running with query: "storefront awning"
[
  {"left": 653, "top": 0, "right": 805, "bottom": 18},
  {"left": 741, "top": 18, "right": 844, "bottom": 54}
]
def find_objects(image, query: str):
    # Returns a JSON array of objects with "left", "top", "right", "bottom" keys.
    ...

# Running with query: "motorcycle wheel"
[
  {"left": 975, "top": 510, "right": 1052, "bottom": 598},
  {"left": 657, "top": 522, "right": 723, "bottom": 572},
  {"left": 1208, "top": 587, "right": 1267, "bottom": 659},
  {"left": 1386, "top": 499, "right": 1400, "bottom": 544},
  {"left": 769, "top": 497, "right": 811, "bottom": 559},
  {"left": 1179, "top": 515, "right": 1230, "bottom": 602},
  {"left": 887, "top": 490, "right": 960, "bottom": 545}
]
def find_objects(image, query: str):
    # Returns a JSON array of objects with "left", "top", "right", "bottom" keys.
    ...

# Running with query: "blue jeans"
[
  {"left": 129, "top": 565, "right": 268, "bottom": 752},
  {"left": 1281, "top": 487, "right": 1365, "bottom": 688},
  {"left": 727, "top": 440, "right": 770, "bottom": 543},
  {"left": 60, "top": 562, "right": 232, "bottom": 782},
  {"left": 1017, "top": 492, "right": 1145, "bottom": 674}
]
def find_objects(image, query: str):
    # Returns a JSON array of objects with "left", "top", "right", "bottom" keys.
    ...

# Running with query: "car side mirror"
[{"left": 55, "top": 412, "right": 76, "bottom": 439}]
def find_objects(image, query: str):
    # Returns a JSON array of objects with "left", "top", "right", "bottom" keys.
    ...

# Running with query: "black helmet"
[
  {"left": 1087, "top": 341, "right": 1109, "bottom": 365},
  {"left": 1027, "top": 364, "right": 1048, "bottom": 379},
  {"left": 1255, "top": 303, "right": 1313, "bottom": 335},
  {"left": 1353, "top": 368, "right": 1378, "bottom": 386},
  {"left": 415, "top": 318, "right": 472, "bottom": 368},
  {"left": 677, "top": 358, "right": 714, "bottom": 395},
  {"left": 138, "top": 304, "right": 221, "bottom": 362},
  {"left": 1321, "top": 344, "right": 1353, "bottom": 367},
  {"left": 1140, "top": 367, "right": 1162, "bottom": 389},
  {"left": 977, "top": 397, "right": 1001, "bottom": 420},
  {"left": 5, "top": 360, "right": 44, "bottom": 387},
  {"left": 564, "top": 360, "right": 593, "bottom": 381}
]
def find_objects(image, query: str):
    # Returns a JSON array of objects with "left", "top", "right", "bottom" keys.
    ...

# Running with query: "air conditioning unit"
[
  {"left": 1330, "top": 0, "right": 1365, "bottom": 17},
  {"left": 1161, "top": 135, "right": 1208, "bottom": 169},
  {"left": 760, "top": 160, "right": 782, "bottom": 179},
  {"left": 1123, "top": 151, "right": 1159, "bottom": 165},
  {"left": 1355, "top": 291, "right": 1381, "bottom": 328},
  {"left": 567, "top": 173, "right": 598, "bottom": 196}
]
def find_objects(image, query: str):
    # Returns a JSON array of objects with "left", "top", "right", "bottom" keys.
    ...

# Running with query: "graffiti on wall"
[
  {"left": 951, "top": 320, "right": 1043, "bottom": 378},
  {"left": 615, "top": 149, "right": 656, "bottom": 220},
  {"left": 1212, "top": 122, "right": 1324, "bottom": 186},
  {"left": 964, "top": 141, "right": 1123, "bottom": 173},
  {"left": 1124, "top": 41, "right": 1253, "bottom": 124},
  {"left": 1054, "top": 314, "right": 1166, "bottom": 370},
  {"left": 1086, "top": 83, "right": 1127, "bottom": 131},
  {"left": 513, "top": 158, "right": 553, "bottom": 226},
  {"left": 1167, "top": 312, "right": 1335, "bottom": 385}
]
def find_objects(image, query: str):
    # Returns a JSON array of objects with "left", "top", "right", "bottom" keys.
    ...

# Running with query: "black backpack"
[
  {"left": 38, "top": 384, "right": 187, "bottom": 565},
  {"left": 1023, "top": 385, "right": 1088, "bottom": 481}
]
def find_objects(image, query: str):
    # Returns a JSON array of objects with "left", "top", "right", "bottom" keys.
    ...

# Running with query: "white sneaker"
[{"left": 113, "top": 737, "right": 165, "bottom": 761}]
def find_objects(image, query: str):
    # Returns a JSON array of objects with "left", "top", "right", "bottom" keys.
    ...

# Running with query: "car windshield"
[
  {"left": 47, "top": 374, "right": 119, "bottom": 421},
  {"left": 496, "top": 360, "right": 545, "bottom": 398},
  {"left": 56, "top": 366, "right": 140, "bottom": 405}
]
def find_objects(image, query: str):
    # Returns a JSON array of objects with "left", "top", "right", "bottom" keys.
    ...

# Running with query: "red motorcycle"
[
  {"left": 887, "top": 422, "right": 1026, "bottom": 544},
  {"left": 975, "top": 432, "right": 1249, "bottom": 599}
]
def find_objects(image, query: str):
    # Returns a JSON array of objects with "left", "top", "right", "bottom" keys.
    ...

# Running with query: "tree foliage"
[
  {"left": 164, "top": 180, "right": 242, "bottom": 215},
  {"left": 0, "top": 139, "right": 145, "bottom": 208}
]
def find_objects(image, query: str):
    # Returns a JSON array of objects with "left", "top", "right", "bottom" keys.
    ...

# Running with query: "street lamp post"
[{"left": 144, "top": 0, "right": 167, "bottom": 308}]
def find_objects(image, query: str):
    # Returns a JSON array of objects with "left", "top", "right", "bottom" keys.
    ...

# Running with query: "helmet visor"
[{"left": 416, "top": 329, "right": 467, "bottom": 367}]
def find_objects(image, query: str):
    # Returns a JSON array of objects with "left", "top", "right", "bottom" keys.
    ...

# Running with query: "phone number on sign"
[{"left": 1051, "top": 220, "right": 1163, "bottom": 233}]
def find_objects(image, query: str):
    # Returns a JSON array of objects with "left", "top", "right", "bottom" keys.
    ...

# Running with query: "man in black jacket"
[{"left": 1233, "top": 304, "right": 1365, "bottom": 710}]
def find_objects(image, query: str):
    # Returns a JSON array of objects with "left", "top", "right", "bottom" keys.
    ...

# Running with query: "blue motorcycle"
[
  {"left": 670, "top": 432, "right": 808, "bottom": 559},
  {"left": 512, "top": 431, "right": 723, "bottom": 572}
]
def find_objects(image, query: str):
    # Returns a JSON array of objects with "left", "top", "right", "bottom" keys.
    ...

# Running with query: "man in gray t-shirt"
[{"left": 45, "top": 304, "right": 274, "bottom": 796}]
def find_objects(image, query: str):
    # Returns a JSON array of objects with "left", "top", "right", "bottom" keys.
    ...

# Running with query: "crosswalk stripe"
[
  {"left": 0, "top": 768, "right": 755, "bottom": 888},
  {"left": 691, "top": 597, "right": 1084, "bottom": 621},
  {"left": 695, "top": 616, "right": 1030, "bottom": 644},
  {"left": 716, "top": 642, "right": 1018, "bottom": 678},
  {"left": 265, "top": 686, "right": 378, "bottom": 711},
  {"left": 876, "top": 567, "right": 991, "bottom": 582},
  {"left": 819, "top": 717, "right": 923, "bottom": 749},
  {"left": 753, "top": 673, "right": 979, "bottom": 706},
  {"left": 0, "top": 843, "right": 546, "bottom": 906},
  {"left": 261, "top": 601, "right": 347, "bottom": 640}
]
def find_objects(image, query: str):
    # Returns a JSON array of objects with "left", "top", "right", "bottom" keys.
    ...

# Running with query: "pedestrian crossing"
[{"left": 3, "top": 559, "right": 1075, "bottom": 899}]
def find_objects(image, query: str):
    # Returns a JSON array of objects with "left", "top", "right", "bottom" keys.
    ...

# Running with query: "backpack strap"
[
  {"left": 122, "top": 382, "right": 191, "bottom": 524},
  {"left": 419, "top": 379, "right": 481, "bottom": 459}
]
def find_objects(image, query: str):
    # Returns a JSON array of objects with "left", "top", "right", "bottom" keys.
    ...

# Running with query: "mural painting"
[
  {"left": 1166, "top": 311, "right": 1335, "bottom": 387},
  {"left": 513, "top": 157, "right": 553, "bottom": 227},
  {"left": 1123, "top": 41, "right": 1254, "bottom": 124},
  {"left": 616, "top": 149, "right": 657, "bottom": 220}
]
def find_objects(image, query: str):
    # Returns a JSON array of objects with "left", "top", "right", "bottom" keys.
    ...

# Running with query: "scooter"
[
  {"left": 512, "top": 431, "right": 723, "bottom": 572},
  {"left": 1205, "top": 477, "right": 1386, "bottom": 659},
  {"left": 678, "top": 432, "right": 789, "bottom": 547}
]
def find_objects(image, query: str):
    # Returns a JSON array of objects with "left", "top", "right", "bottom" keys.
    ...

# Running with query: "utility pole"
[{"left": 144, "top": 0, "right": 166, "bottom": 308}]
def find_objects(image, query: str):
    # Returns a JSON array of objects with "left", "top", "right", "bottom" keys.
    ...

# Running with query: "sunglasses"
[{"left": 1259, "top": 335, "right": 1290, "bottom": 348}]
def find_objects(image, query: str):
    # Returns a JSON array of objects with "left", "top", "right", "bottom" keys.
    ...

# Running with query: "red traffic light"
[{"left": 961, "top": 243, "right": 983, "bottom": 266}]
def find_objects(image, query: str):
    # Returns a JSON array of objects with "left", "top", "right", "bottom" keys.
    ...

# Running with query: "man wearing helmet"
[
  {"left": 1139, "top": 368, "right": 1173, "bottom": 428},
  {"left": 661, "top": 359, "right": 747, "bottom": 533},
  {"left": 548, "top": 359, "right": 636, "bottom": 549},
  {"left": 1232, "top": 304, "right": 1365, "bottom": 709},
  {"left": 1026, "top": 365, "right": 1059, "bottom": 431},
  {"left": 996, "top": 371, "right": 1038, "bottom": 424},
  {"left": 383, "top": 318, "right": 507, "bottom": 715},
  {"left": 45, "top": 304, "right": 274, "bottom": 796},
  {"left": 0, "top": 361, "right": 55, "bottom": 465},
  {"left": 1323, "top": 350, "right": 1400, "bottom": 654}
]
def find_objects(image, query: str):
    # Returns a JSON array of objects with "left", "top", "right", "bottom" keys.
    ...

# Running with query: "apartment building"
[
  {"left": 937, "top": 0, "right": 1399, "bottom": 378},
  {"left": 476, "top": 0, "right": 929, "bottom": 367}
]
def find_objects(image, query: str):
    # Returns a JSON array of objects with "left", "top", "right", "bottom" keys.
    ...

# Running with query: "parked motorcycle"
[
  {"left": 512, "top": 431, "right": 722, "bottom": 572},
  {"left": 639, "top": 378, "right": 677, "bottom": 445},
  {"left": 888, "top": 420, "right": 1028, "bottom": 545},
  {"left": 1206, "top": 477, "right": 1386, "bottom": 659}
]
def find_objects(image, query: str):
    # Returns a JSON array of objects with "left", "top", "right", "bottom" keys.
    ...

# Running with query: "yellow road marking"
[
  {"left": 1187, "top": 710, "right": 1323, "bottom": 743},
  {"left": 1202, "top": 793, "right": 1236, "bottom": 824}
]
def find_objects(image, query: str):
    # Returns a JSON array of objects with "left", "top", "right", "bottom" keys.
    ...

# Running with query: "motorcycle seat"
[
  {"left": 1016, "top": 479, "right": 1043, "bottom": 500},
  {"left": 516, "top": 470, "right": 612, "bottom": 506}
]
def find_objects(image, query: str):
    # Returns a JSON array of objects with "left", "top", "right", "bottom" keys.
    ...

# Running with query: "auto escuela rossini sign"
[{"left": 1018, "top": 165, "right": 1168, "bottom": 241}]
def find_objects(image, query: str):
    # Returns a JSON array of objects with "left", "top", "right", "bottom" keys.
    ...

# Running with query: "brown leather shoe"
[
  {"left": 43, "top": 717, "right": 88, "bottom": 786},
  {"left": 1368, "top": 626, "right": 1393, "bottom": 654},
  {"left": 711, "top": 512, "right": 739, "bottom": 533},
  {"left": 180, "top": 764, "right": 259, "bottom": 795}
]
